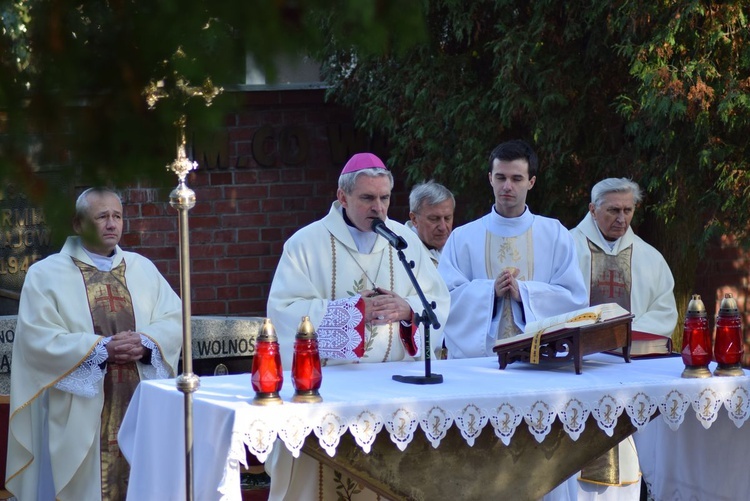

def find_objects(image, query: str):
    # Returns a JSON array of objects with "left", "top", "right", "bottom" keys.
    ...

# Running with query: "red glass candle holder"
[
  {"left": 714, "top": 293, "right": 744, "bottom": 377},
  {"left": 292, "top": 316, "right": 323, "bottom": 403},
  {"left": 681, "top": 294, "right": 712, "bottom": 378},
  {"left": 251, "top": 318, "right": 284, "bottom": 405}
]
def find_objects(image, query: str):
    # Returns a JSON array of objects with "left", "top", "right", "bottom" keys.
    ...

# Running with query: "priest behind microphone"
[{"left": 266, "top": 152, "right": 450, "bottom": 501}]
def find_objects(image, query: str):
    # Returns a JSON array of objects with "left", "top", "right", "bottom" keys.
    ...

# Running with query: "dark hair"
[{"left": 488, "top": 140, "right": 539, "bottom": 177}]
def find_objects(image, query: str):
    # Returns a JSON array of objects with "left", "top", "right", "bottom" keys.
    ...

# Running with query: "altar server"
[
  {"left": 266, "top": 152, "right": 450, "bottom": 500},
  {"left": 6, "top": 187, "right": 182, "bottom": 501},
  {"left": 438, "top": 139, "right": 588, "bottom": 358}
]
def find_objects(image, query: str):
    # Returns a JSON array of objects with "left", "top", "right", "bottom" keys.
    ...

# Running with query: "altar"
[{"left": 118, "top": 354, "right": 750, "bottom": 500}]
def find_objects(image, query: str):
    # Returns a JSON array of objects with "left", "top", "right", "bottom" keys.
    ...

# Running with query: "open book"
[{"left": 493, "top": 303, "right": 631, "bottom": 349}]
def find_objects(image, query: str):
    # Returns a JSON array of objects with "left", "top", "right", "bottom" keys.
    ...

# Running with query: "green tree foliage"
[
  {"left": 613, "top": 1, "right": 750, "bottom": 318},
  {"left": 320, "top": 0, "right": 636, "bottom": 223},
  {"left": 319, "top": 0, "right": 750, "bottom": 338},
  {"left": 0, "top": 0, "right": 426, "bottom": 233}
]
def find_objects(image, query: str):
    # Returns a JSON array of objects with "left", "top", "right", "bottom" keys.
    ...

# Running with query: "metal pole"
[
  {"left": 146, "top": 74, "right": 220, "bottom": 498},
  {"left": 168, "top": 125, "right": 200, "bottom": 501}
]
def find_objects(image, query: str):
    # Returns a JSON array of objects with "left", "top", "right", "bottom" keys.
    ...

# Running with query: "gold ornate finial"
[
  {"left": 144, "top": 75, "right": 223, "bottom": 110},
  {"left": 166, "top": 116, "right": 198, "bottom": 184},
  {"left": 143, "top": 46, "right": 224, "bottom": 110}
]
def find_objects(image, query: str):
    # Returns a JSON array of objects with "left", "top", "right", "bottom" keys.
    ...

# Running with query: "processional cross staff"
[{"left": 144, "top": 70, "right": 222, "bottom": 501}]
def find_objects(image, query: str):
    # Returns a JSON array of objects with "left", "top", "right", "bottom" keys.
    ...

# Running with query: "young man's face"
[
  {"left": 74, "top": 192, "right": 123, "bottom": 256},
  {"left": 409, "top": 199, "right": 454, "bottom": 251},
  {"left": 337, "top": 174, "right": 391, "bottom": 233},
  {"left": 590, "top": 192, "right": 636, "bottom": 241},
  {"left": 489, "top": 158, "right": 536, "bottom": 218}
]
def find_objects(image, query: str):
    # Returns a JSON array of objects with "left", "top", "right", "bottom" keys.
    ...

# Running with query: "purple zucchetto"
[{"left": 340, "top": 153, "right": 387, "bottom": 175}]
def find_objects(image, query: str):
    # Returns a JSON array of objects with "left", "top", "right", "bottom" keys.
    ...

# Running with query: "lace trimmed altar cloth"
[{"left": 119, "top": 354, "right": 750, "bottom": 501}]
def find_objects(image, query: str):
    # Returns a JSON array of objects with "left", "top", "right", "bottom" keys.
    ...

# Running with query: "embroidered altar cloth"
[{"left": 119, "top": 354, "right": 750, "bottom": 501}]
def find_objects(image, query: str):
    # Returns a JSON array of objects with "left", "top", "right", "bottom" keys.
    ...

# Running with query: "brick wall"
[
  {"left": 120, "top": 88, "right": 410, "bottom": 317},
  {"left": 692, "top": 234, "right": 750, "bottom": 366}
]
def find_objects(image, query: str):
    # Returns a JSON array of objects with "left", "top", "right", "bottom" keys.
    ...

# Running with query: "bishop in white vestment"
[
  {"left": 265, "top": 153, "right": 450, "bottom": 501},
  {"left": 268, "top": 202, "right": 449, "bottom": 369}
]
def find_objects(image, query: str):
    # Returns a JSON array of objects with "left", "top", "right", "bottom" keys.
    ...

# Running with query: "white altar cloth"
[
  {"left": 119, "top": 354, "right": 750, "bottom": 501},
  {"left": 635, "top": 410, "right": 750, "bottom": 500}
]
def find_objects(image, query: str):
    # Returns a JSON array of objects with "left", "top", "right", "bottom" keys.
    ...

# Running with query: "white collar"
[
  {"left": 82, "top": 246, "right": 115, "bottom": 271},
  {"left": 338, "top": 204, "right": 378, "bottom": 253},
  {"left": 592, "top": 217, "right": 619, "bottom": 251}
]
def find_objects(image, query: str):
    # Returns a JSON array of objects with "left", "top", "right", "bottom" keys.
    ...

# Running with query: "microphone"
[{"left": 371, "top": 218, "right": 408, "bottom": 250}]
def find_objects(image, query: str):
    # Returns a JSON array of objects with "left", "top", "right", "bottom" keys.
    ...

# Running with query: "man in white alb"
[
  {"left": 438, "top": 139, "right": 588, "bottom": 358},
  {"left": 6, "top": 187, "right": 182, "bottom": 501},
  {"left": 266, "top": 152, "right": 450, "bottom": 500}
]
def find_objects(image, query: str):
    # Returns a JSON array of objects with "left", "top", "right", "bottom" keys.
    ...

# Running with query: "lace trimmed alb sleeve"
[
  {"left": 54, "top": 337, "right": 110, "bottom": 398},
  {"left": 138, "top": 334, "right": 172, "bottom": 380}
]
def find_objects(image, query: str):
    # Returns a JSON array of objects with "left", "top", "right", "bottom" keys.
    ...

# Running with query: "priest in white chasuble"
[
  {"left": 266, "top": 153, "right": 450, "bottom": 501},
  {"left": 571, "top": 177, "right": 678, "bottom": 355},
  {"left": 556, "top": 177, "right": 678, "bottom": 501},
  {"left": 438, "top": 139, "right": 588, "bottom": 359},
  {"left": 6, "top": 187, "right": 182, "bottom": 501}
]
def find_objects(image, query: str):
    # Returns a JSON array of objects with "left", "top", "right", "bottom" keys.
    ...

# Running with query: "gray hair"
[
  {"left": 338, "top": 168, "right": 394, "bottom": 194},
  {"left": 409, "top": 180, "right": 455, "bottom": 213},
  {"left": 591, "top": 178, "right": 642, "bottom": 207},
  {"left": 75, "top": 187, "right": 122, "bottom": 220}
]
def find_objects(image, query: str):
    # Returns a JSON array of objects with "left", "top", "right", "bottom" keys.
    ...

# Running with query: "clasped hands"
[
  {"left": 106, "top": 330, "right": 145, "bottom": 364},
  {"left": 362, "top": 287, "right": 412, "bottom": 325},
  {"left": 495, "top": 268, "right": 521, "bottom": 302}
]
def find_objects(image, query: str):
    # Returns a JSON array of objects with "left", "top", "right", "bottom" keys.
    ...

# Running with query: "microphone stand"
[{"left": 392, "top": 247, "right": 443, "bottom": 385}]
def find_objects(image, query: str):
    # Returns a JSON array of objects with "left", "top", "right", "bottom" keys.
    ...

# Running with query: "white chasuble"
[
  {"left": 267, "top": 201, "right": 450, "bottom": 370},
  {"left": 553, "top": 212, "right": 680, "bottom": 499},
  {"left": 571, "top": 213, "right": 677, "bottom": 338},
  {"left": 439, "top": 207, "right": 588, "bottom": 359},
  {"left": 265, "top": 202, "right": 450, "bottom": 501},
  {"left": 317, "top": 232, "right": 397, "bottom": 363},
  {"left": 7, "top": 236, "right": 182, "bottom": 501},
  {"left": 485, "top": 230, "right": 533, "bottom": 339}
]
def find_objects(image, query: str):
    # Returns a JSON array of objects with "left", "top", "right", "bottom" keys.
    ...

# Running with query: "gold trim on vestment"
[
  {"left": 485, "top": 229, "right": 533, "bottom": 341},
  {"left": 320, "top": 233, "right": 399, "bottom": 497},
  {"left": 583, "top": 240, "right": 634, "bottom": 486}
]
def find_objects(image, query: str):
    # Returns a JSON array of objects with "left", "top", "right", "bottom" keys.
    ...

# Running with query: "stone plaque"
[
  {"left": 0, "top": 316, "right": 14, "bottom": 394},
  {"left": 0, "top": 184, "right": 54, "bottom": 315}
]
